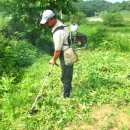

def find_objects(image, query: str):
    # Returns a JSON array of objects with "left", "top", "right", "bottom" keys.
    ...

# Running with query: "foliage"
[
  {"left": 74, "top": 0, "right": 130, "bottom": 17},
  {"left": 100, "top": 33, "right": 130, "bottom": 52},
  {"left": 74, "top": 0, "right": 112, "bottom": 16},
  {"left": 0, "top": 15, "right": 52, "bottom": 80},
  {"left": 1, "top": 2, "right": 130, "bottom": 129},
  {"left": 73, "top": 22, "right": 130, "bottom": 52},
  {"left": 102, "top": 12, "right": 124, "bottom": 26},
  {"left": 0, "top": 34, "right": 41, "bottom": 78},
  {"left": 88, "top": 26, "right": 107, "bottom": 49},
  {"left": 0, "top": 0, "right": 78, "bottom": 45},
  {"left": 1, "top": 49, "right": 130, "bottom": 129},
  {"left": 0, "top": 15, "right": 9, "bottom": 31},
  {"left": 69, "top": 12, "right": 87, "bottom": 25},
  {"left": 107, "top": 2, "right": 122, "bottom": 13}
]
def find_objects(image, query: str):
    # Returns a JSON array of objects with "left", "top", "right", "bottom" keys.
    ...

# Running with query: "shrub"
[
  {"left": 64, "top": 12, "right": 87, "bottom": 25},
  {"left": 98, "top": 33, "right": 130, "bottom": 52},
  {"left": 102, "top": 12, "right": 124, "bottom": 26},
  {"left": 0, "top": 35, "right": 41, "bottom": 78},
  {"left": 88, "top": 26, "right": 107, "bottom": 49},
  {"left": 109, "top": 33, "right": 130, "bottom": 52}
]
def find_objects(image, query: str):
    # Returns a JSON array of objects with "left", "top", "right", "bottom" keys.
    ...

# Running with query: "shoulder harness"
[{"left": 53, "top": 26, "right": 71, "bottom": 47}]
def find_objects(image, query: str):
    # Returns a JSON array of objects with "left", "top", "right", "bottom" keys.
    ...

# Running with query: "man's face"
[{"left": 46, "top": 17, "right": 56, "bottom": 28}]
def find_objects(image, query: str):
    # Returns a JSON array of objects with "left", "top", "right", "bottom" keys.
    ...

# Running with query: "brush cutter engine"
[{"left": 70, "top": 23, "right": 87, "bottom": 48}]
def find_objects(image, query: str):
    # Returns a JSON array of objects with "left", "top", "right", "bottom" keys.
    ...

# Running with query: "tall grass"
[
  {"left": 1, "top": 21, "right": 130, "bottom": 129},
  {"left": 99, "top": 33, "right": 130, "bottom": 52},
  {"left": 105, "top": 26, "right": 130, "bottom": 33},
  {"left": 114, "top": 33, "right": 130, "bottom": 52},
  {"left": 78, "top": 24, "right": 130, "bottom": 52},
  {"left": 1, "top": 49, "right": 130, "bottom": 130}
]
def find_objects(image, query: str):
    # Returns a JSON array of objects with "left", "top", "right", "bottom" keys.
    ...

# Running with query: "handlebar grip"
[{"left": 55, "top": 63, "right": 59, "bottom": 66}]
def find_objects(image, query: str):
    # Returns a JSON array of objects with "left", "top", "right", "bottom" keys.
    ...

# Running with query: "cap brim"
[{"left": 40, "top": 19, "right": 47, "bottom": 24}]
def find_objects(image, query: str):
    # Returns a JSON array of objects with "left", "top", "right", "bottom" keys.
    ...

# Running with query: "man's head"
[{"left": 40, "top": 10, "right": 57, "bottom": 28}]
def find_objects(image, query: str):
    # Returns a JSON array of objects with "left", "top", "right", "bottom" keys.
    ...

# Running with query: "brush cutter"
[{"left": 28, "top": 63, "right": 58, "bottom": 114}]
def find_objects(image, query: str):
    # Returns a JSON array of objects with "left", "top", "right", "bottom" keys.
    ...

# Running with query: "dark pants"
[{"left": 60, "top": 51, "right": 73, "bottom": 98}]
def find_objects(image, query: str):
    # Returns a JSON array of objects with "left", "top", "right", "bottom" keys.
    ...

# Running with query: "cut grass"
[
  {"left": 65, "top": 105, "right": 130, "bottom": 130},
  {"left": 1, "top": 49, "right": 130, "bottom": 130}
]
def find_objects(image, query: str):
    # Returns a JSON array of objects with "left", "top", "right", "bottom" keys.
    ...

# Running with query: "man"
[{"left": 40, "top": 10, "right": 73, "bottom": 98}]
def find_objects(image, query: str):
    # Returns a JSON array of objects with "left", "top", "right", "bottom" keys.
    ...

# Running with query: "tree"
[
  {"left": 107, "top": 2, "right": 122, "bottom": 13},
  {"left": 74, "top": 0, "right": 130, "bottom": 17},
  {"left": 126, "top": 1, "right": 130, "bottom": 11},
  {"left": 74, "top": 0, "right": 112, "bottom": 17},
  {"left": 0, "top": 0, "right": 78, "bottom": 77},
  {"left": 0, "top": 0, "right": 78, "bottom": 45}
]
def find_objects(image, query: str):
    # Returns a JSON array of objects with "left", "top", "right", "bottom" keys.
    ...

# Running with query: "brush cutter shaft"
[{"left": 29, "top": 65, "right": 54, "bottom": 112}]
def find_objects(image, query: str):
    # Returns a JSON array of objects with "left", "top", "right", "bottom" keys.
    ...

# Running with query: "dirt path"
[{"left": 65, "top": 105, "right": 130, "bottom": 130}]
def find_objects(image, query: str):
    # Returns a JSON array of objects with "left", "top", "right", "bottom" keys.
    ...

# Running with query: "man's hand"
[
  {"left": 49, "top": 58, "right": 55, "bottom": 65},
  {"left": 49, "top": 50, "right": 60, "bottom": 65}
]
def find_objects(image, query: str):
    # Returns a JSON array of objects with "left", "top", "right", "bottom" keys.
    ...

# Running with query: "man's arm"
[{"left": 49, "top": 50, "right": 61, "bottom": 64}]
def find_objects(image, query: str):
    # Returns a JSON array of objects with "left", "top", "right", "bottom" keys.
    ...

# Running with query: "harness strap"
[
  {"left": 53, "top": 26, "right": 67, "bottom": 34},
  {"left": 53, "top": 26, "right": 71, "bottom": 47}
]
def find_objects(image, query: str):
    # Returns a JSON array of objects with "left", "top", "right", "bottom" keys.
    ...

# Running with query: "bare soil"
[{"left": 65, "top": 105, "right": 130, "bottom": 130}]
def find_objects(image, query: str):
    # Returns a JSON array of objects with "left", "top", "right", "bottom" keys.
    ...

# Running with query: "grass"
[
  {"left": 1, "top": 48, "right": 130, "bottom": 130},
  {"left": 1, "top": 17, "right": 130, "bottom": 129}
]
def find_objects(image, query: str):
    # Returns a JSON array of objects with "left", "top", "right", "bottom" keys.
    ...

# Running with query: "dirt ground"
[{"left": 65, "top": 105, "right": 130, "bottom": 130}]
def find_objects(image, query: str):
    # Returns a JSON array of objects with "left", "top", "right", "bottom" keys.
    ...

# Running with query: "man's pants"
[{"left": 60, "top": 52, "right": 73, "bottom": 98}]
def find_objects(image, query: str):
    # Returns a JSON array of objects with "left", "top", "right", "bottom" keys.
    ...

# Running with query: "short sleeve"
[{"left": 53, "top": 30, "right": 64, "bottom": 51}]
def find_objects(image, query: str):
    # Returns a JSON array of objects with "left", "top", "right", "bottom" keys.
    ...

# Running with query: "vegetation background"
[{"left": 0, "top": 0, "right": 130, "bottom": 129}]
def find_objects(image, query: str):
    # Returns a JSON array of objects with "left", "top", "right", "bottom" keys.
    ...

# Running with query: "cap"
[{"left": 40, "top": 10, "right": 55, "bottom": 24}]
